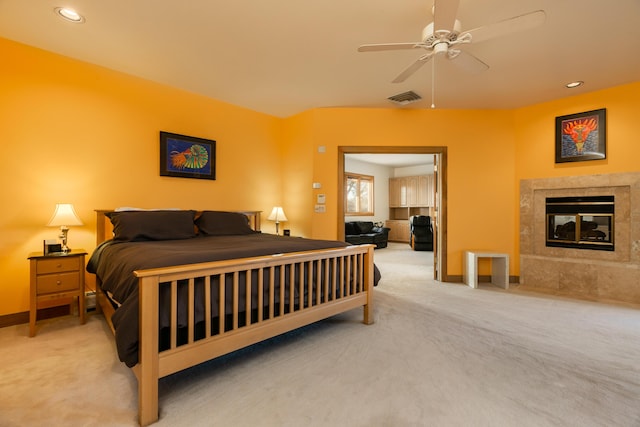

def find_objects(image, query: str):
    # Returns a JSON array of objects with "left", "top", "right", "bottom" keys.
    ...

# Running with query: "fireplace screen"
[{"left": 546, "top": 196, "right": 614, "bottom": 251}]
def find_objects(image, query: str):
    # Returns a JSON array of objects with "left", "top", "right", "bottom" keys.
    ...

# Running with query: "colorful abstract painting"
[
  {"left": 160, "top": 131, "right": 216, "bottom": 180},
  {"left": 555, "top": 109, "right": 606, "bottom": 163}
]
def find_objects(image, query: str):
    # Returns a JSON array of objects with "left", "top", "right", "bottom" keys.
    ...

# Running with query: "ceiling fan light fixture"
[
  {"left": 565, "top": 81, "right": 584, "bottom": 89},
  {"left": 54, "top": 7, "right": 85, "bottom": 23},
  {"left": 422, "top": 20, "right": 461, "bottom": 46},
  {"left": 434, "top": 42, "right": 448, "bottom": 56}
]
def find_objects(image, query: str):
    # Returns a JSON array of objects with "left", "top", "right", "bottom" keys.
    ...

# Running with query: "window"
[{"left": 345, "top": 172, "right": 374, "bottom": 215}]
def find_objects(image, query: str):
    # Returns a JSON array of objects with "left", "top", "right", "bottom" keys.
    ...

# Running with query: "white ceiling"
[
  {"left": 347, "top": 154, "right": 434, "bottom": 168},
  {"left": 1, "top": 0, "right": 639, "bottom": 118}
]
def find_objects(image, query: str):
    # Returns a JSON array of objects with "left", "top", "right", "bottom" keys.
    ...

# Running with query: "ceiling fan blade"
[
  {"left": 358, "top": 43, "right": 423, "bottom": 52},
  {"left": 392, "top": 53, "right": 434, "bottom": 83},
  {"left": 433, "top": 0, "right": 460, "bottom": 32},
  {"left": 448, "top": 50, "right": 489, "bottom": 74},
  {"left": 461, "top": 10, "right": 546, "bottom": 44}
]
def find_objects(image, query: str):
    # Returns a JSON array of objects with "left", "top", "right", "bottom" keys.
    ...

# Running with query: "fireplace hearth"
[{"left": 519, "top": 172, "right": 640, "bottom": 305}]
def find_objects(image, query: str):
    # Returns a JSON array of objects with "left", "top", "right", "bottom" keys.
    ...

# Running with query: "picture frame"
[
  {"left": 555, "top": 108, "right": 606, "bottom": 163},
  {"left": 43, "top": 240, "right": 62, "bottom": 255},
  {"left": 160, "top": 131, "right": 216, "bottom": 180}
]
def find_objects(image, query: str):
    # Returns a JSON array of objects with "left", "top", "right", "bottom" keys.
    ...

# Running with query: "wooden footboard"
[
  {"left": 133, "top": 244, "right": 375, "bottom": 426},
  {"left": 92, "top": 209, "right": 375, "bottom": 426}
]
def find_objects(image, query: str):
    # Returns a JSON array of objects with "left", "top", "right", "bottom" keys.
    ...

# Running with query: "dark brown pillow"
[
  {"left": 196, "top": 211, "right": 256, "bottom": 236},
  {"left": 106, "top": 210, "right": 196, "bottom": 242}
]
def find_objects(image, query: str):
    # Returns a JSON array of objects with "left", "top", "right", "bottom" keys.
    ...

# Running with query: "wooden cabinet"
[
  {"left": 28, "top": 250, "right": 87, "bottom": 337},
  {"left": 387, "top": 175, "right": 434, "bottom": 242},
  {"left": 389, "top": 177, "right": 408, "bottom": 207},
  {"left": 389, "top": 175, "right": 433, "bottom": 217},
  {"left": 388, "top": 177, "right": 400, "bottom": 207},
  {"left": 389, "top": 175, "right": 433, "bottom": 209},
  {"left": 416, "top": 175, "right": 434, "bottom": 207},
  {"left": 406, "top": 175, "right": 418, "bottom": 207},
  {"left": 385, "top": 220, "right": 411, "bottom": 243}
]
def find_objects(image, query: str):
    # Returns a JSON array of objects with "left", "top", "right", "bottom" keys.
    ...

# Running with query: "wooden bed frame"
[{"left": 93, "top": 210, "right": 375, "bottom": 426}]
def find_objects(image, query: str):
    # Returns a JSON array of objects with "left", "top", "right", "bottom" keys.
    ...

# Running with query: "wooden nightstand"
[{"left": 28, "top": 250, "right": 87, "bottom": 337}]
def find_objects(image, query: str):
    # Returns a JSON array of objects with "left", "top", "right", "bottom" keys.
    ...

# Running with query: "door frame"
[{"left": 338, "top": 146, "right": 449, "bottom": 282}]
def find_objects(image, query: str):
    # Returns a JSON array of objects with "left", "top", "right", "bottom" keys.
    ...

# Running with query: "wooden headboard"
[{"left": 95, "top": 210, "right": 262, "bottom": 245}]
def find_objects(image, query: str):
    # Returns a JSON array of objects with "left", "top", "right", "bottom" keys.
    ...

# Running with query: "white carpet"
[{"left": 1, "top": 243, "right": 640, "bottom": 426}]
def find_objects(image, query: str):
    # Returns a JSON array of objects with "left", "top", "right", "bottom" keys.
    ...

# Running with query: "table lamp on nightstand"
[
  {"left": 268, "top": 206, "right": 288, "bottom": 236},
  {"left": 47, "top": 203, "right": 83, "bottom": 253}
]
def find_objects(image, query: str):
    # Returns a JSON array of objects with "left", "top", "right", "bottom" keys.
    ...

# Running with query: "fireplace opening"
[{"left": 546, "top": 195, "right": 614, "bottom": 251}]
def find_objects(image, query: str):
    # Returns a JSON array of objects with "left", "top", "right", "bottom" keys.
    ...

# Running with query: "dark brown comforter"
[{"left": 87, "top": 234, "right": 379, "bottom": 367}]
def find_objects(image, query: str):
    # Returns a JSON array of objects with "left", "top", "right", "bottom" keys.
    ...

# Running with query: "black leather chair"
[{"left": 410, "top": 215, "right": 433, "bottom": 251}]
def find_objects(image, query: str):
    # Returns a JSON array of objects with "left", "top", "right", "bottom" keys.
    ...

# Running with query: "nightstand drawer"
[
  {"left": 36, "top": 272, "right": 80, "bottom": 294},
  {"left": 37, "top": 257, "right": 80, "bottom": 274},
  {"left": 28, "top": 249, "right": 87, "bottom": 337}
]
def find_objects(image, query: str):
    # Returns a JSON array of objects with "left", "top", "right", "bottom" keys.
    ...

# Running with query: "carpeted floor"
[{"left": 1, "top": 242, "right": 640, "bottom": 426}]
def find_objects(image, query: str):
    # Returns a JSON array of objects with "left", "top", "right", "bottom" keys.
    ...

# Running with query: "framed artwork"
[
  {"left": 43, "top": 240, "right": 62, "bottom": 255},
  {"left": 555, "top": 108, "right": 606, "bottom": 163},
  {"left": 160, "top": 131, "right": 216, "bottom": 180}
]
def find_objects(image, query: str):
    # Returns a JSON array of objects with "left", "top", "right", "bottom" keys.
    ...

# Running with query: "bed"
[{"left": 88, "top": 209, "right": 377, "bottom": 426}]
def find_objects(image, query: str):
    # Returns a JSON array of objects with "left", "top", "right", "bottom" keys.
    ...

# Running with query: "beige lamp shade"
[
  {"left": 267, "top": 206, "right": 288, "bottom": 222},
  {"left": 47, "top": 203, "right": 83, "bottom": 252},
  {"left": 47, "top": 203, "right": 84, "bottom": 227}
]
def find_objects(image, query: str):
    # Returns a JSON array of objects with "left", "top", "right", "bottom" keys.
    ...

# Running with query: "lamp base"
[{"left": 59, "top": 226, "right": 70, "bottom": 253}]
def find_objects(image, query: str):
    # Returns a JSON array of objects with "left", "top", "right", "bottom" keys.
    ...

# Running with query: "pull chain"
[{"left": 431, "top": 56, "right": 436, "bottom": 109}]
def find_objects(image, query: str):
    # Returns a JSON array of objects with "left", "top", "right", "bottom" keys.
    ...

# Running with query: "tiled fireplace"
[{"left": 519, "top": 172, "right": 640, "bottom": 304}]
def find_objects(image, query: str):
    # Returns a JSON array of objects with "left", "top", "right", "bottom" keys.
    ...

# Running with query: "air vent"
[{"left": 387, "top": 91, "right": 422, "bottom": 106}]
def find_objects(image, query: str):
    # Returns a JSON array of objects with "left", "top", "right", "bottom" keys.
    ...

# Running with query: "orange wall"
[
  {"left": 512, "top": 82, "right": 640, "bottom": 271},
  {"left": 282, "top": 107, "right": 518, "bottom": 278},
  {"left": 514, "top": 82, "right": 640, "bottom": 179},
  {"left": 2, "top": 36, "right": 638, "bottom": 317},
  {"left": 0, "top": 38, "right": 282, "bottom": 316},
  {"left": 280, "top": 110, "right": 316, "bottom": 238}
]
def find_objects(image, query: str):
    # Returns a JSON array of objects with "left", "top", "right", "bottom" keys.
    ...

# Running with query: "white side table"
[{"left": 463, "top": 251, "right": 509, "bottom": 289}]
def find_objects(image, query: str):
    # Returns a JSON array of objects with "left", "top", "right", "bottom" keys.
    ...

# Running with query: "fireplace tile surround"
[{"left": 519, "top": 172, "right": 640, "bottom": 305}]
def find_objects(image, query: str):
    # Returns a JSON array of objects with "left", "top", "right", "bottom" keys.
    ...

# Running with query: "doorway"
[{"left": 338, "top": 146, "right": 448, "bottom": 282}]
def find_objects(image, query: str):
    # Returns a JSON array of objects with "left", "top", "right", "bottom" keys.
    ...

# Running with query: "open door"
[
  {"left": 338, "top": 146, "right": 448, "bottom": 282},
  {"left": 433, "top": 154, "right": 440, "bottom": 281}
]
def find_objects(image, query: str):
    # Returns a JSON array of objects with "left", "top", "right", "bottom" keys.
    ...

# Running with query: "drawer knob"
[
  {"left": 57, "top": 264, "right": 62, "bottom": 268},
  {"left": 57, "top": 280, "right": 61, "bottom": 285}
]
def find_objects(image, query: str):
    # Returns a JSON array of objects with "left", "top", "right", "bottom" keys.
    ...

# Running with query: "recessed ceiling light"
[
  {"left": 54, "top": 7, "right": 85, "bottom": 23},
  {"left": 565, "top": 81, "right": 584, "bottom": 89}
]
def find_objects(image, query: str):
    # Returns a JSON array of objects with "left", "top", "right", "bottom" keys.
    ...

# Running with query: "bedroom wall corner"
[
  {"left": 0, "top": 37, "right": 283, "bottom": 317},
  {"left": 280, "top": 111, "right": 316, "bottom": 238}
]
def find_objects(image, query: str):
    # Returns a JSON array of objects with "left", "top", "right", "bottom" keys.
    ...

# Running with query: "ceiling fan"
[{"left": 358, "top": 0, "right": 546, "bottom": 91}]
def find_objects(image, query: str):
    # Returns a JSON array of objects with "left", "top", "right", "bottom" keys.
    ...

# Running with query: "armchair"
[{"left": 410, "top": 215, "right": 433, "bottom": 251}]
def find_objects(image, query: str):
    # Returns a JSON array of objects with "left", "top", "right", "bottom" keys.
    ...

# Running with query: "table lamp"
[
  {"left": 267, "top": 206, "right": 288, "bottom": 236},
  {"left": 47, "top": 203, "right": 83, "bottom": 253}
]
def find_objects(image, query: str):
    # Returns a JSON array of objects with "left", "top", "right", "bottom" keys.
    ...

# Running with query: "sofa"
[{"left": 345, "top": 221, "right": 390, "bottom": 249}]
